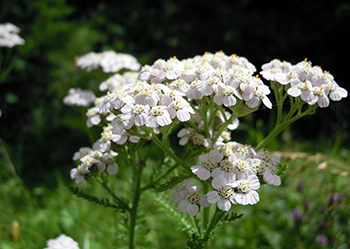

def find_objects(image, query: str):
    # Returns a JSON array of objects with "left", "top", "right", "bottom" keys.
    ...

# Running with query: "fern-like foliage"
[
  {"left": 154, "top": 175, "right": 188, "bottom": 192},
  {"left": 276, "top": 163, "right": 288, "bottom": 175},
  {"left": 186, "top": 233, "right": 209, "bottom": 249},
  {"left": 216, "top": 212, "right": 244, "bottom": 228},
  {"left": 148, "top": 192, "right": 194, "bottom": 233},
  {"left": 67, "top": 186, "right": 125, "bottom": 212}
]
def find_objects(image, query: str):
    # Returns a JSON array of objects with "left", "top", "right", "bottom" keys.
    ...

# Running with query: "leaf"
[
  {"left": 276, "top": 163, "right": 288, "bottom": 175},
  {"left": 148, "top": 192, "right": 194, "bottom": 233},
  {"left": 154, "top": 175, "right": 188, "bottom": 192},
  {"left": 67, "top": 186, "right": 125, "bottom": 211},
  {"left": 186, "top": 233, "right": 209, "bottom": 249}
]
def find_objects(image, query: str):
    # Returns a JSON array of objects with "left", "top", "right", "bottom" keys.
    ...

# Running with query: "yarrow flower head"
[
  {"left": 76, "top": 51, "right": 141, "bottom": 73},
  {"left": 45, "top": 234, "right": 79, "bottom": 249},
  {"left": 172, "top": 180, "right": 209, "bottom": 216},
  {"left": 63, "top": 88, "right": 96, "bottom": 107},
  {"left": 261, "top": 58, "right": 348, "bottom": 108},
  {"left": 0, "top": 23, "right": 25, "bottom": 48}
]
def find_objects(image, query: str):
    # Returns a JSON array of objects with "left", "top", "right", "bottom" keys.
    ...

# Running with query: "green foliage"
[
  {"left": 67, "top": 186, "right": 124, "bottom": 211},
  {"left": 148, "top": 192, "right": 194, "bottom": 233},
  {"left": 154, "top": 175, "right": 188, "bottom": 192},
  {"left": 276, "top": 163, "right": 288, "bottom": 176},
  {"left": 186, "top": 233, "right": 209, "bottom": 249}
]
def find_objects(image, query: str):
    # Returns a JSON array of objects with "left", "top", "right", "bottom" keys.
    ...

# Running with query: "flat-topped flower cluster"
[
  {"left": 0, "top": 22, "right": 25, "bottom": 48},
  {"left": 261, "top": 59, "right": 347, "bottom": 108},
  {"left": 67, "top": 51, "right": 347, "bottom": 217},
  {"left": 76, "top": 51, "right": 141, "bottom": 73}
]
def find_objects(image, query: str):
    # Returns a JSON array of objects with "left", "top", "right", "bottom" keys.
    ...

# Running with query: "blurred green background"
[{"left": 0, "top": 0, "right": 349, "bottom": 248}]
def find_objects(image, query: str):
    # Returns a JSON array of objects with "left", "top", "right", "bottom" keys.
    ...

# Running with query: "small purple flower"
[
  {"left": 290, "top": 209, "right": 304, "bottom": 223},
  {"left": 316, "top": 235, "right": 328, "bottom": 245}
]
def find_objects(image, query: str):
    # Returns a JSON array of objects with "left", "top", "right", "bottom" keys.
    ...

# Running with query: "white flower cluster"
[
  {"left": 63, "top": 88, "right": 96, "bottom": 107},
  {"left": 0, "top": 23, "right": 25, "bottom": 48},
  {"left": 261, "top": 59, "right": 348, "bottom": 108},
  {"left": 186, "top": 142, "right": 280, "bottom": 211},
  {"left": 99, "top": 72, "right": 138, "bottom": 92},
  {"left": 99, "top": 81, "right": 196, "bottom": 134},
  {"left": 44, "top": 234, "right": 79, "bottom": 249},
  {"left": 138, "top": 51, "right": 272, "bottom": 109},
  {"left": 70, "top": 147, "right": 119, "bottom": 184},
  {"left": 76, "top": 51, "right": 141, "bottom": 73},
  {"left": 172, "top": 180, "right": 210, "bottom": 216}
]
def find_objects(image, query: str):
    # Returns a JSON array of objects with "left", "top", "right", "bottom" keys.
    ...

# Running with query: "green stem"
[
  {"left": 203, "top": 208, "right": 225, "bottom": 242},
  {"left": 212, "top": 113, "right": 236, "bottom": 144},
  {"left": 141, "top": 163, "right": 179, "bottom": 192},
  {"left": 191, "top": 216, "right": 201, "bottom": 236},
  {"left": 98, "top": 178, "right": 130, "bottom": 211},
  {"left": 129, "top": 165, "right": 143, "bottom": 249},
  {"left": 255, "top": 104, "right": 317, "bottom": 150},
  {"left": 202, "top": 183, "right": 210, "bottom": 230},
  {"left": 150, "top": 133, "right": 191, "bottom": 173}
]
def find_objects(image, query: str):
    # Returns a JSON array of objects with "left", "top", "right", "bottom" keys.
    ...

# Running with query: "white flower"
[
  {"left": 177, "top": 185, "right": 210, "bottom": 216},
  {"left": 167, "top": 97, "right": 195, "bottom": 122},
  {"left": 86, "top": 107, "right": 101, "bottom": 127},
  {"left": 172, "top": 180, "right": 193, "bottom": 203},
  {"left": 93, "top": 125, "right": 120, "bottom": 152},
  {"left": 191, "top": 133, "right": 211, "bottom": 148},
  {"left": 73, "top": 147, "right": 92, "bottom": 161},
  {"left": 0, "top": 23, "right": 25, "bottom": 48},
  {"left": 245, "top": 83, "right": 272, "bottom": 109},
  {"left": 100, "top": 153, "right": 119, "bottom": 175},
  {"left": 287, "top": 80, "right": 315, "bottom": 103},
  {"left": 213, "top": 85, "right": 239, "bottom": 107},
  {"left": 211, "top": 158, "right": 236, "bottom": 180},
  {"left": 231, "top": 175, "right": 260, "bottom": 205},
  {"left": 70, "top": 168, "right": 85, "bottom": 184},
  {"left": 99, "top": 72, "right": 138, "bottom": 92},
  {"left": 134, "top": 86, "right": 160, "bottom": 107},
  {"left": 111, "top": 115, "right": 133, "bottom": 134},
  {"left": 311, "top": 86, "right": 329, "bottom": 108},
  {"left": 63, "top": 88, "right": 96, "bottom": 107},
  {"left": 177, "top": 127, "right": 196, "bottom": 146},
  {"left": 325, "top": 82, "right": 348, "bottom": 101},
  {"left": 99, "top": 90, "right": 133, "bottom": 113},
  {"left": 100, "top": 51, "right": 141, "bottom": 73},
  {"left": 76, "top": 52, "right": 101, "bottom": 71},
  {"left": 76, "top": 51, "right": 140, "bottom": 73},
  {"left": 45, "top": 234, "right": 79, "bottom": 249},
  {"left": 207, "top": 175, "right": 236, "bottom": 211},
  {"left": 191, "top": 149, "right": 224, "bottom": 180},
  {"left": 197, "top": 74, "right": 224, "bottom": 96},
  {"left": 186, "top": 79, "right": 204, "bottom": 100},
  {"left": 169, "top": 79, "right": 190, "bottom": 93},
  {"left": 147, "top": 105, "right": 172, "bottom": 128},
  {"left": 121, "top": 103, "right": 150, "bottom": 127},
  {"left": 112, "top": 130, "right": 140, "bottom": 145}
]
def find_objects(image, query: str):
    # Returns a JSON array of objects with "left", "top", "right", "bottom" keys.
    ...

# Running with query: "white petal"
[
  {"left": 211, "top": 175, "right": 227, "bottom": 190},
  {"left": 287, "top": 87, "right": 301, "bottom": 97},
  {"left": 199, "top": 195, "right": 210, "bottom": 207},
  {"left": 187, "top": 204, "right": 199, "bottom": 216},
  {"left": 177, "top": 110, "right": 191, "bottom": 122},
  {"left": 207, "top": 191, "right": 220, "bottom": 204},
  {"left": 179, "top": 137, "right": 189, "bottom": 146},
  {"left": 107, "top": 163, "right": 119, "bottom": 175},
  {"left": 172, "top": 192, "right": 182, "bottom": 203},
  {"left": 217, "top": 199, "right": 231, "bottom": 211},
  {"left": 178, "top": 200, "right": 189, "bottom": 213}
]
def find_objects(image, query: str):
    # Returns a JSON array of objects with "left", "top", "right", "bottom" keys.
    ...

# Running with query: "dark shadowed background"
[{"left": 1, "top": 0, "right": 349, "bottom": 188}]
